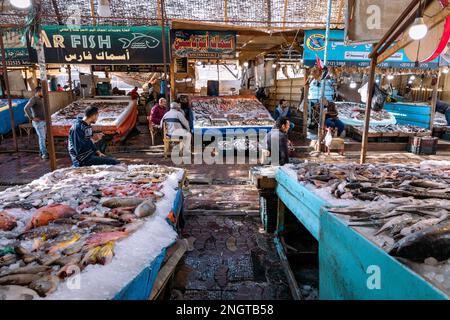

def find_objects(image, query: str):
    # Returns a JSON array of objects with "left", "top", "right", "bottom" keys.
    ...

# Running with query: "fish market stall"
[
  {"left": 348, "top": 124, "right": 431, "bottom": 141},
  {"left": 0, "top": 164, "right": 185, "bottom": 300},
  {"left": 276, "top": 161, "right": 450, "bottom": 299},
  {"left": 51, "top": 99, "right": 137, "bottom": 140},
  {"left": 190, "top": 96, "right": 275, "bottom": 135},
  {"left": 0, "top": 99, "right": 29, "bottom": 135},
  {"left": 334, "top": 102, "right": 396, "bottom": 127}
]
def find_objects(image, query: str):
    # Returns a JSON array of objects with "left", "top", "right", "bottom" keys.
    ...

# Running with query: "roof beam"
[{"left": 51, "top": 0, "right": 63, "bottom": 25}]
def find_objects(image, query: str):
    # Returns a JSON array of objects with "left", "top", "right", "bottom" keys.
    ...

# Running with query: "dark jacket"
[
  {"left": 436, "top": 100, "right": 450, "bottom": 114},
  {"left": 68, "top": 118, "right": 97, "bottom": 165},
  {"left": 274, "top": 105, "right": 291, "bottom": 121},
  {"left": 264, "top": 129, "right": 289, "bottom": 166},
  {"left": 24, "top": 96, "right": 45, "bottom": 121}
]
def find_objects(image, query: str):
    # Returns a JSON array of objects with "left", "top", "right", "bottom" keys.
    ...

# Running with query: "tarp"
[{"left": 0, "top": 99, "right": 29, "bottom": 135}]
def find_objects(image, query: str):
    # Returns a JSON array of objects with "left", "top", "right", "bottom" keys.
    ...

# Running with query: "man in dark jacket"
[
  {"left": 436, "top": 99, "right": 450, "bottom": 126},
  {"left": 24, "top": 87, "right": 48, "bottom": 159},
  {"left": 273, "top": 99, "right": 295, "bottom": 133},
  {"left": 263, "top": 117, "right": 291, "bottom": 166},
  {"left": 68, "top": 106, "right": 120, "bottom": 167}
]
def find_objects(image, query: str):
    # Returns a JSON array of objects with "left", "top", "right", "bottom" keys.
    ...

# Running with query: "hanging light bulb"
[
  {"left": 243, "top": 61, "right": 249, "bottom": 68},
  {"left": 387, "top": 74, "right": 394, "bottom": 80},
  {"left": 60, "top": 66, "right": 67, "bottom": 73},
  {"left": 442, "top": 67, "right": 449, "bottom": 74},
  {"left": 295, "top": 64, "right": 300, "bottom": 70},
  {"left": 409, "top": 75, "right": 416, "bottom": 80},
  {"left": 272, "top": 63, "right": 277, "bottom": 69},
  {"left": 9, "top": 0, "right": 31, "bottom": 9},
  {"left": 98, "top": 0, "right": 111, "bottom": 17},
  {"left": 375, "top": 79, "right": 380, "bottom": 84},
  {"left": 409, "top": 17, "right": 428, "bottom": 40},
  {"left": 349, "top": 80, "right": 357, "bottom": 89},
  {"left": 196, "top": 61, "right": 202, "bottom": 66}
]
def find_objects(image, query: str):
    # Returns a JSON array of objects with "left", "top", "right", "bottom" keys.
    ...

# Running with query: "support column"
[
  {"left": 0, "top": 31, "right": 18, "bottom": 152},
  {"left": 360, "top": 56, "right": 377, "bottom": 164}
]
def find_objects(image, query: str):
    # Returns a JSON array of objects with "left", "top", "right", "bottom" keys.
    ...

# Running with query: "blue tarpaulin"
[
  {"left": 0, "top": 99, "right": 29, "bottom": 135},
  {"left": 112, "top": 188, "right": 183, "bottom": 300}
]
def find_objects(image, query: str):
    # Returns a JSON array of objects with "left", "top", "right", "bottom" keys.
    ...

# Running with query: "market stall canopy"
[{"left": 0, "top": 0, "right": 346, "bottom": 31}]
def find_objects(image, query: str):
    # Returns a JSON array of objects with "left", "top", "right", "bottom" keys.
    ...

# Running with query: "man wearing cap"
[{"left": 161, "top": 102, "right": 191, "bottom": 152}]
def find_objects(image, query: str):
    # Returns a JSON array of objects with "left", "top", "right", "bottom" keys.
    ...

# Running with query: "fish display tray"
[
  {"left": 0, "top": 165, "right": 185, "bottom": 300},
  {"left": 349, "top": 125, "right": 431, "bottom": 143},
  {"left": 320, "top": 210, "right": 449, "bottom": 300}
]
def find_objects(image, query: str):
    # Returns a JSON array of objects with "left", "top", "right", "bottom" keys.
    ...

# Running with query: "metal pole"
[
  {"left": 317, "top": 0, "right": 332, "bottom": 151},
  {"left": 0, "top": 31, "right": 18, "bottom": 152},
  {"left": 67, "top": 64, "right": 73, "bottom": 100},
  {"left": 360, "top": 56, "right": 377, "bottom": 164},
  {"left": 160, "top": 0, "right": 169, "bottom": 101},
  {"left": 36, "top": 39, "right": 57, "bottom": 171},
  {"left": 430, "top": 70, "right": 440, "bottom": 132}
]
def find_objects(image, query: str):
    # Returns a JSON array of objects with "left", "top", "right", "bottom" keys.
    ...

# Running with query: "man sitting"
[
  {"left": 150, "top": 98, "right": 167, "bottom": 127},
  {"left": 161, "top": 102, "right": 191, "bottom": 152},
  {"left": 68, "top": 106, "right": 120, "bottom": 167}
]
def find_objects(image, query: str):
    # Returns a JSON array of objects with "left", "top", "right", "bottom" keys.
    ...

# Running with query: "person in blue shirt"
[
  {"left": 273, "top": 99, "right": 295, "bottom": 133},
  {"left": 68, "top": 106, "right": 120, "bottom": 167}
]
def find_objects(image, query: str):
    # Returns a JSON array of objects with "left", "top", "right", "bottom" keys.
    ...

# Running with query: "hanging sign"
[
  {"left": 303, "top": 29, "right": 440, "bottom": 69},
  {"left": 171, "top": 30, "right": 236, "bottom": 59},
  {"left": 345, "top": 0, "right": 411, "bottom": 44},
  {"left": 40, "top": 25, "right": 169, "bottom": 65},
  {"left": 0, "top": 31, "right": 34, "bottom": 66}
]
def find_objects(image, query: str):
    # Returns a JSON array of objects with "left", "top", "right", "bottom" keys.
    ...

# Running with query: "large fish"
[
  {"left": 47, "top": 234, "right": 81, "bottom": 254},
  {"left": 389, "top": 222, "right": 450, "bottom": 262},
  {"left": 25, "top": 204, "right": 77, "bottom": 230},
  {"left": 134, "top": 200, "right": 156, "bottom": 218},
  {"left": 29, "top": 275, "right": 59, "bottom": 297},
  {"left": 0, "top": 211, "right": 17, "bottom": 231},
  {"left": 0, "top": 265, "right": 50, "bottom": 277},
  {"left": 100, "top": 197, "right": 143, "bottom": 208},
  {"left": 0, "top": 273, "right": 42, "bottom": 285},
  {"left": 85, "top": 231, "right": 128, "bottom": 247},
  {"left": 0, "top": 285, "right": 39, "bottom": 300}
]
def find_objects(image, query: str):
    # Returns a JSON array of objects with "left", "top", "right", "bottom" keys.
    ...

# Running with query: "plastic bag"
[{"left": 372, "top": 84, "right": 388, "bottom": 112}]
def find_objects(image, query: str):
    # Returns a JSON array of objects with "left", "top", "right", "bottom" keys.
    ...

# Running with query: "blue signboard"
[{"left": 303, "top": 30, "right": 439, "bottom": 69}]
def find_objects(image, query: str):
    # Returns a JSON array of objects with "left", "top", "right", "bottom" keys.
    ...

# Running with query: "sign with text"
[
  {"left": 345, "top": 0, "right": 411, "bottom": 44},
  {"left": 171, "top": 30, "right": 236, "bottom": 59},
  {"left": 304, "top": 29, "right": 439, "bottom": 69},
  {"left": 40, "top": 26, "right": 169, "bottom": 64},
  {"left": 0, "top": 31, "right": 35, "bottom": 66}
]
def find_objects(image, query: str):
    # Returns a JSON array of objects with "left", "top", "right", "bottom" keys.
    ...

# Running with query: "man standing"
[
  {"left": 263, "top": 117, "right": 290, "bottom": 166},
  {"left": 24, "top": 87, "right": 48, "bottom": 160},
  {"left": 150, "top": 97, "right": 167, "bottom": 126},
  {"left": 274, "top": 99, "right": 295, "bottom": 132},
  {"left": 161, "top": 102, "right": 191, "bottom": 151},
  {"left": 68, "top": 106, "right": 120, "bottom": 167},
  {"left": 129, "top": 87, "right": 140, "bottom": 101}
]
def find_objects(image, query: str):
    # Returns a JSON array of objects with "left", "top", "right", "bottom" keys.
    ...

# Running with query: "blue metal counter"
[
  {"left": 0, "top": 99, "right": 29, "bottom": 135},
  {"left": 275, "top": 167, "right": 449, "bottom": 300},
  {"left": 384, "top": 102, "right": 431, "bottom": 129},
  {"left": 112, "top": 188, "right": 183, "bottom": 300},
  {"left": 275, "top": 167, "right": 328, "bottom": 240},
  {"left": 319, "top": 209, "right": 449, "bottom": 300}
]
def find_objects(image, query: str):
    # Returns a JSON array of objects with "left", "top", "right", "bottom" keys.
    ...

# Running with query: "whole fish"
[
  {"left": 0, "top": 211, "right": 17, "bottom": 231},
  {"left": 80, "top": 246, "right": 102, "bottom": 267},
  {"left": 54, "top": 252, "right": 83, "bottom": 267},
  {"left": 62, "top": 241, "right": 86, "bottom": 256},
  {"left": 0, "top": 273, "right": 42, "bottom": 285},
  {"left": 19, "top": 224, "right": 71, "bottom": 240},
  {"left": 29, "top": 275, "right": 59, "bottom": 297},
  {"left": 80, "top": 217, "right": 123, "bottom": 227},
  {"left": 85, "top": 231, "right": 128, "bottom": 247},
  {"left": 375, "top": 214, "right": 414, "bottom": 236},
  {"left": 47, "top": 234, "right": 81, "bottom": 254},
  {"left": 96, "top": 241, "right": 115, "bottom": 265},
  {"left": 38, "top": 253, "right": 62, "bottom": 266},
  {"left": 0, "top": 265, "right": 50, "bottom": 277},
  {"left": 123, "top": 220, "right": 145, "bottom": 234},
  {"left": 134, "top": 200, "right": 156, "bottom": 218},
  {"left": 100, "top": 197, "right": 143, "bottom": 209},
  {"left": 25, "top": 204, "right": 77, "bottom": 230},
  {"left": 0, "top": 285, "right": 39, "bottom": 300},
  {"left": 389, "top": 222, "right": 450, "bottom": 262},
  {"left": 0, "top": 254, "right": 17, "bottom": 267}
]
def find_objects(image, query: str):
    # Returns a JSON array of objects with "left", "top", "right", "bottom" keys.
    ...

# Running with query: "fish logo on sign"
[
  {"left": 118, "top": 33, "right": 160, "bottom": 49},
  {"left": 306, "top": 34, "right": 326, "bottom": 52}
]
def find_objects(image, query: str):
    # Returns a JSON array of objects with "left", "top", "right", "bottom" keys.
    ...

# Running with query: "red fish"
[
  {"left": 25, "top": 204, "right": 77, "bottom": 231},
  {"left": 0, "top": 211, "right": 17, "bottom": 231},
  {"left": 85, "top": 231, "right": 128, "bottom": 247}
]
